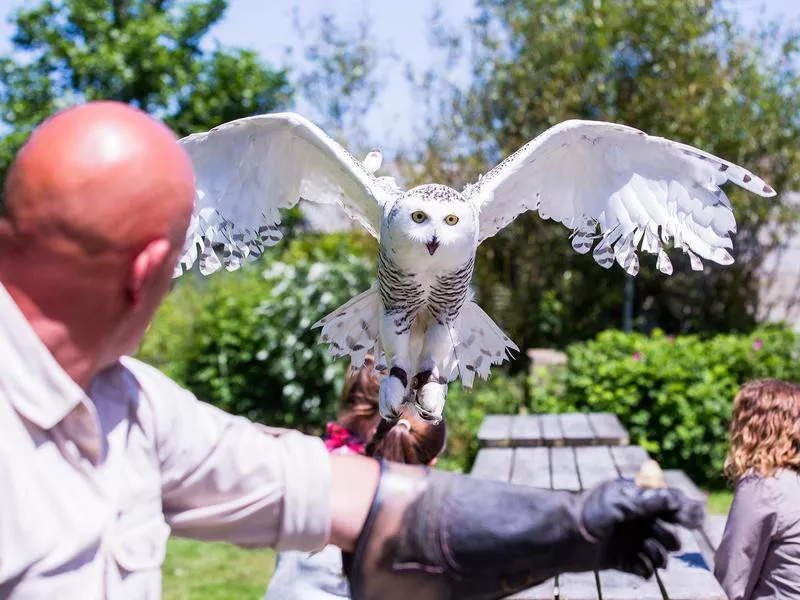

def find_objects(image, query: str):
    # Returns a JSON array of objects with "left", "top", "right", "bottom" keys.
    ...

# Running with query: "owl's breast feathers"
[{"left": 377, "top": 249, "right": 475, "bottom": 325}]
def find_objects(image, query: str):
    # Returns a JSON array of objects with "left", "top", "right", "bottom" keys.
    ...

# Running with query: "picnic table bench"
[
  {"left": 478, "top": 412, "right": 630, "bottom": 448},
  {"left": 472, "top": 413, "right": 729, "bottom": 600}
]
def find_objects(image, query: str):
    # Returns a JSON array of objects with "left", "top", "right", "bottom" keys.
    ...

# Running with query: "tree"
[
  {"left": 399, "top": 0, "right": 800, "bottom": 362},
  {"left": 0, "top": 0, "right": 292, "bottom": 188}
]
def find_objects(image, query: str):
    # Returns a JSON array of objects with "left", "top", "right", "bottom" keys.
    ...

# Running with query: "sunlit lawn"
[
  {"left": 707, "top": 490, "right": 733, "bottom": 515},
  {"left": 162, "top": 491, "right": 733, "bottom": 599},
  {"left": 163, "top": 538, "right": 276, "bottom": 600}
]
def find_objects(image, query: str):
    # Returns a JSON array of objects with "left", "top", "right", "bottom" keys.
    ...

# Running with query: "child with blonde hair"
[{"left": 714, "top": 378, "right": 800, "bottom": 599}]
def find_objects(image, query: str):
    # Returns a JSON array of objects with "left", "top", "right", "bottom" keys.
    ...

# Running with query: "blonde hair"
[{"left": 724, "top": 378, "right": 800, "bottom": 482}]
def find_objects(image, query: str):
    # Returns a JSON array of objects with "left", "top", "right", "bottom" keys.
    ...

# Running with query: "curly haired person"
[{"left": 714, "top": 379, "right": 800, "bottom": 600}]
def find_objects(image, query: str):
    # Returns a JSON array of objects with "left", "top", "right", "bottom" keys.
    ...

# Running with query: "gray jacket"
[
  {"left": 714, "top": 468, "right": 800, "bottom": 599},
  {"left": 264, "top": 545, "right": 351, "bottom": 599}
]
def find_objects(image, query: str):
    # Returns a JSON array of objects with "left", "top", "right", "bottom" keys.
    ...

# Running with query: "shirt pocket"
[{"left": 111, "top": 516, "right": 170, "bottom": 573}]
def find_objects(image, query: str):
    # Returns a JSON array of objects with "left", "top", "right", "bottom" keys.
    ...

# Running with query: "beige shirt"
[
  {"left": 0, "top": 283, "right": 332, "bottom": 599},
  {"left": 714, "top": 469, "right": 800, "bottom": 600}
]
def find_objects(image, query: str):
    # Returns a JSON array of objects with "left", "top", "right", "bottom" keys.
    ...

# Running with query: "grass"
[
  {"left": 706, "top": 490, "right": 733, "bottom": 515},
  {"left": 163, "top": 538, "right": 276, "bottom": 600}
]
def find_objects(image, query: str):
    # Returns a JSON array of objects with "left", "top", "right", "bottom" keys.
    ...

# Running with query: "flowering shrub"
[{"left": 529, "top": 327, "right": 800, "bottom": 487}]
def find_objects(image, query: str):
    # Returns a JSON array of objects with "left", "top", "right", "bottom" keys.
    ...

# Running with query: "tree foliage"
[
  {"left": 400, "top": 0, "right": 800, "bottom": 359},
  {"left": 289, "top": 10, "right": 387, "bottom": 152},
  {"left": 0, "top": 0, "right": 292, "bottom": 187}
]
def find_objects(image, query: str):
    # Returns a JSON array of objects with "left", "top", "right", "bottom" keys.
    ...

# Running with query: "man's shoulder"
[{"left": 118, "top": 356, "right": 196, "bottom": 402}]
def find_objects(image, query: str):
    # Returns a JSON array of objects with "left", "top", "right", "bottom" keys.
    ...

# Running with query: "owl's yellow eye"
[
  {"left": 445, "top": 214, "right": 459, "bottom": 225},
  {"left": 411, "top": 211, "right": 427, "bottom": 223}
]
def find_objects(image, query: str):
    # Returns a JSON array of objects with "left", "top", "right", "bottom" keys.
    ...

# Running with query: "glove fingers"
[
  {"left": 629, "top": 551, "right": 655, "bottom": 579},
  {"left": 642, "top": 537, "right": 669, "bottom": 571},
  {"left": 651, "top": 520, "right": 681, "bottom": 552},
  {"left": 637, "top": 488, "right": 704, "bottom": 529}
]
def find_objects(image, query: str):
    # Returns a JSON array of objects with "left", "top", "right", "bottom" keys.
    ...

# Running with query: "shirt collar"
[{"left": 0, "top": 281, "right": 89, "bottom": 429}]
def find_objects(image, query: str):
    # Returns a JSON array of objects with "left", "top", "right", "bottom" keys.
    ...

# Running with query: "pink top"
[{"left": 0, "top": 282, "right": 332, "bottom": 599}]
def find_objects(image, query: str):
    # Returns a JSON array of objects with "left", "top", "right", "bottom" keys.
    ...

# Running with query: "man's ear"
[{"left": 127, "top": 238, "right": 171, "bottom": 307}]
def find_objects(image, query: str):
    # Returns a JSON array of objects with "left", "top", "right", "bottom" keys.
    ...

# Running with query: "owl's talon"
[
  {"left": 379, "top": 373, "right": 407, "bottom": 419},
  {"left": 389, "top": 366, "right": 408, "bottom": 388},
  {"left": 415, "top": 380, "right": 446, "bottom": 421},
  {"left": 410, "top": 369, "right": 435, "bottom": 390}
]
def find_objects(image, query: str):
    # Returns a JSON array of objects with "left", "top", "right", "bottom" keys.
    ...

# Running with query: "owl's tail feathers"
[
  {"left": 448, "top": 301, "right": 519, "bottom": 388},
  {"left": 312, "top": 285, "right": 383, "bottom": 370}
]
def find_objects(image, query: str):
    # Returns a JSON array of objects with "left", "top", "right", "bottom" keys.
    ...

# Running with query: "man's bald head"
[
  {"left": 2, "top": 101, "right": 195, "bottom": 258},
  {"left": 0, "top": 101, "right": 197, "bottom": 384}
]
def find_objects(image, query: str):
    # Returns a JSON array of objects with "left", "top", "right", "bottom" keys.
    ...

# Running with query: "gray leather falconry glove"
[{"left": 342, "top": 460, "right": 705, "bottom": 600}]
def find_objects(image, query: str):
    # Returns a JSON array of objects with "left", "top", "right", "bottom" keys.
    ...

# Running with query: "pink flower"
[
  {"left": 752, "top": 339, "right": 764, "bottom": 351},
  {"left": 667, "top": 335, "right": 676, "bottom": 343},
  {"left": 632, "top": 352, "right": 642, "bottom": 361}
]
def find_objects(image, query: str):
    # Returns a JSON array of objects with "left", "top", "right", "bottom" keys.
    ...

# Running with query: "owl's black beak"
[{"left": 426, "top": 237, "right": 440, "bottom": 255}]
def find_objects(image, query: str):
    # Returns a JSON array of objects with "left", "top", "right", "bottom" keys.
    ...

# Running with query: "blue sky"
[{"left": 0, "top": 0, "right": 799, "bottom": 151}]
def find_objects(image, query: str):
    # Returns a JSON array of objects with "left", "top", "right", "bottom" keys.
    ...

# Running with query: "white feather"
[
  {"left": 442, "top": 300, "right": 519, "bottom": 388},
  {"left": 468, "top": 120, "right": 776, "bottom": 275},
  {"left": 313, "top": 285, "right": 381, "bottom": 368},
  {"left": 174, "top": 112, "right": 392, "bottom": 277}
]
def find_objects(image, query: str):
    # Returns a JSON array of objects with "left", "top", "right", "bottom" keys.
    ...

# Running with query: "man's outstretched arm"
[
  {"left": 330, "top": 458, "right": 705, "bottom": 600},
  {"left": 328, "top": 453, "right": 380, "bottom": 552}
]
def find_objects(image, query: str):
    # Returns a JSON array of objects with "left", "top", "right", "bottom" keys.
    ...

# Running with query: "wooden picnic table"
[
  {"left": 478, "top": 412, "right": 630, "bottom": 448},
  {"left": 472, "top": 414, "right": 728, "bottom": 600}
]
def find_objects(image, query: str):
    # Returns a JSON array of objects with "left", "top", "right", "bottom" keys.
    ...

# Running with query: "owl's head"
[{"left": 384, "top": 184, "right": 477, "bottom": 266}]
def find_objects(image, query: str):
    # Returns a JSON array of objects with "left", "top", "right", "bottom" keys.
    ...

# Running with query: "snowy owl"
[{"left": 172, "top": 112, "right": 776, "bottom": 420}]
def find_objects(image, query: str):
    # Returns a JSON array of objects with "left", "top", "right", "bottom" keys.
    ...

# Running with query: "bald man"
[{"left": 0, "top": 102, "right": 704, "bottom": 600}]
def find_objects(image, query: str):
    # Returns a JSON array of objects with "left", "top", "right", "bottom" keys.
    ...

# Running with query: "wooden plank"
[
  {"left": 507, "top": 579, "right": 556, "bottom": 600},
  {"left": 587, "top": 412, "right": 630, "bottom": 446},
  {"left": 558, "top": 413, "right": 596, "bottom": 446},
  {"left": 575, "top": 446, "right": 618, "bottom": 490},
  {"left": 703, "top": 514, "right": 727, "bottom": 551},
  {"left": 597, "top": 570, "right": 662, "bottom": 600},
  {"left": 539, "top": 414, "right": 564, "bottom": 446},
  {"left": 510, "top": 414, "right": 543, "bottom": 447},
  {"left": 695, "top": 528, "right": 718, "bottom": 574},
  {"left": 697, "top": 514, "right": 727, "bottom": 573},
  {"left": 549, "top": 447, "right": 581, "bottom": 491},
  {"left": 511, "top": 447, "right": 551, "bottom": 489},
  {"left": 470, "top": 448, "right": 513, "bottom": 482},
  {"left": 657, "top": 526, "right": 727, "bottom": 600},
  {"left": 664, "top": 469, "right": 705, "bottom": 502},
  {"left": 610, "top": 445, "right": 650, "bottom": 479},
  {"left": 556, "top": 572, "right": 600, "bottom": 600},
  {"left": 477, "top": 415, "right": 512, "bottom": 447}
]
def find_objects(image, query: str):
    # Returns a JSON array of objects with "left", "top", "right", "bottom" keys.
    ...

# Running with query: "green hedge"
[
  {"left": 529, "top": 327, "right": 800, "bottom": 487},
  {"left": 138, "top": 234, "right": 374, "bottom": 430}
]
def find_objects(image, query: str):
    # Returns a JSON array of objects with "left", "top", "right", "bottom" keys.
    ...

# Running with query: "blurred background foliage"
[
  {"left": 529, "top": 326, "right": 800, "bottom": 487},
  {"left": 2, "top": 0, "right": 800, "bottom": 490}
]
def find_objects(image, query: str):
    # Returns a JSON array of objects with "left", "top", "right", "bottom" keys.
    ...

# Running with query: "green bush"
[
  {"left": 138, "top": 234, "right": 375, "bottom": 431},
  {"left": 529, "top": 327, "right": 800, "bottom": 487}
]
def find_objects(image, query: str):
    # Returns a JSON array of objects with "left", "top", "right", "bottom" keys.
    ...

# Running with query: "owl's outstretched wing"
[
  {"left": 174, "top": 112, "right": 390, "bottom": 277},
  {"left": 466, "top": 120, "right": 777, "bottom": 276}
]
